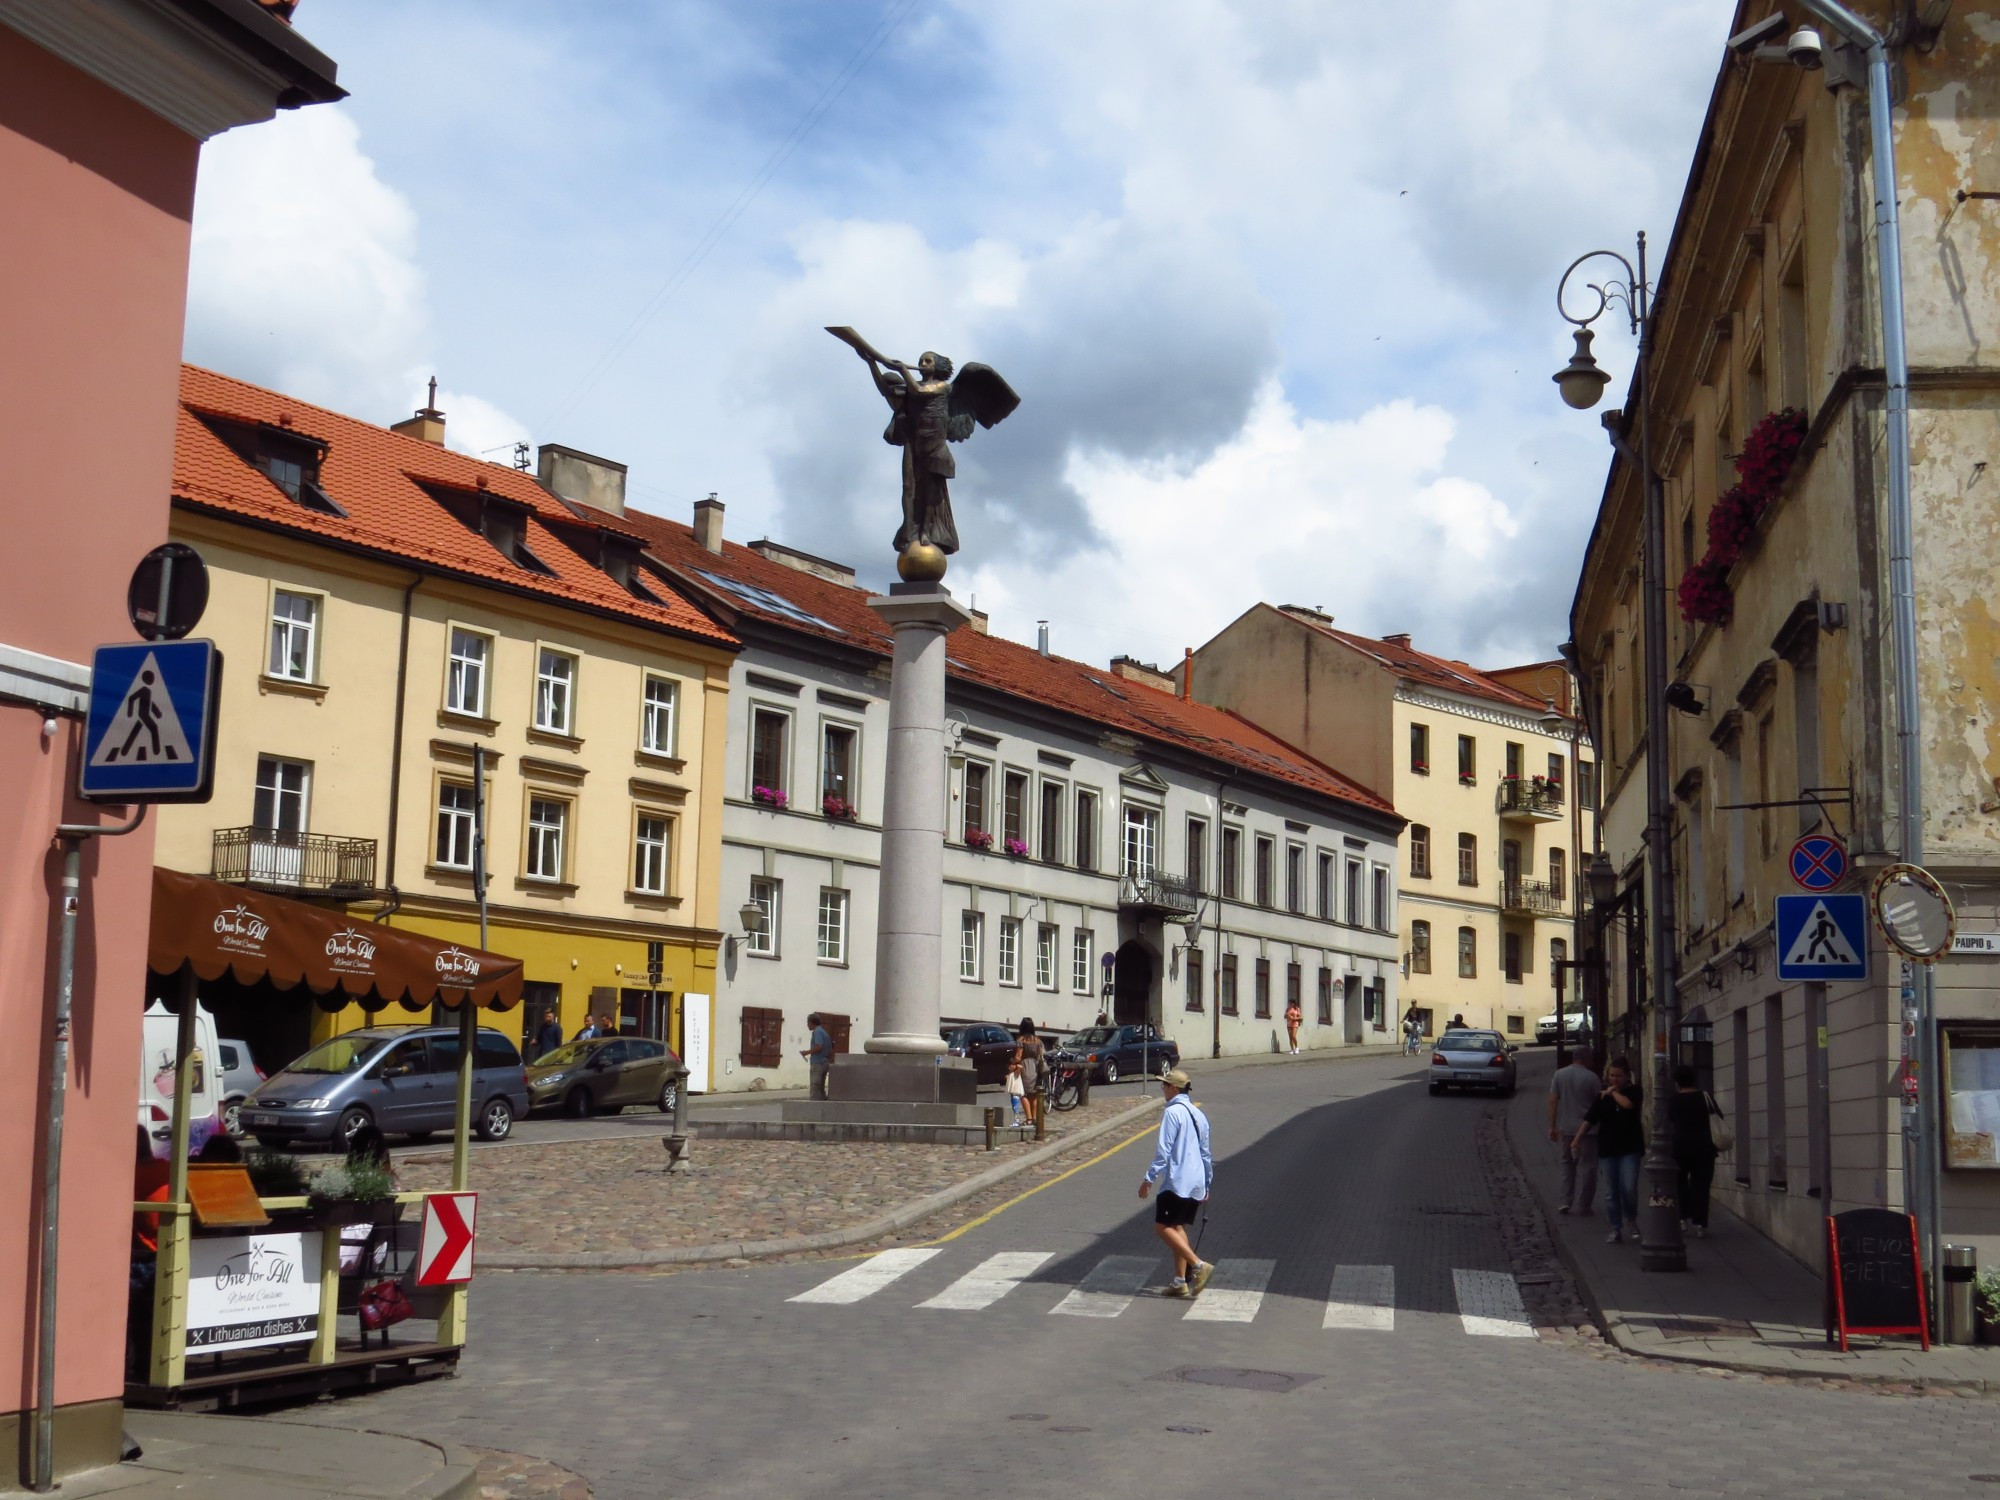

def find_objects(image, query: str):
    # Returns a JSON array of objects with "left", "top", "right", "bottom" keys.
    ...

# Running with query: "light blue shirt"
[{"left": 1145, "top": 1094, "right": 1212, "bottom": 1199}]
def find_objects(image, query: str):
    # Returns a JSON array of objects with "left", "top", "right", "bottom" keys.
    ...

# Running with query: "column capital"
[{"left": 868, "top": 585, "right": 974, "bottom": 633}]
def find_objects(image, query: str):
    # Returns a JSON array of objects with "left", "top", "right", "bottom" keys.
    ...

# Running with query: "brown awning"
[{"left": 148, "top": 867, "right": 523, "bottom": 1011}]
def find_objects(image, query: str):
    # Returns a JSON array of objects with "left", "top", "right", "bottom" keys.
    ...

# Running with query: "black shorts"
[{"left": 1154, "top": 1190, "right": 1200, "bottom": 1227}]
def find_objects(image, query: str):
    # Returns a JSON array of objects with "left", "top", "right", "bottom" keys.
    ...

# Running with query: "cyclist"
[{"left": 1401, "top": 1009, "right": 1425, "bottom": 1056}]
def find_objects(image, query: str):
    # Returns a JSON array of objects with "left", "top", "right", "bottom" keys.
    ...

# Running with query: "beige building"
[
  {"left": 1570, "top": 1, "right": 2000, "bottom": 1267},
  {"left": 1186, "top": 606, "right": 1592, "bottom": 1043}
]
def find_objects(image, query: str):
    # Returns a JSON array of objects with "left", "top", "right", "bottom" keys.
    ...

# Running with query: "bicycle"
[{"left": 1046, "top": 1055, "right": 1085, "bottom": 1112}]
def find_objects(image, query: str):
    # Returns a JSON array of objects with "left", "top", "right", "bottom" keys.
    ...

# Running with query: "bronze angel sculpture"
[{"left": 828, "top": 326, "right": 1020, "bottom": 578}]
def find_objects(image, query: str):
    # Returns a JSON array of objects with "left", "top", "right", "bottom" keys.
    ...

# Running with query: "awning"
[{"left": 148, "top": 867, "right": 523, "bottom": 1011}]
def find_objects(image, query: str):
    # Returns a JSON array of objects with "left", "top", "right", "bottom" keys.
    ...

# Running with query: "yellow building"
[
  {"left": 1187, "top": 607, "right": 1594, "bottom": 1042},
  {"left": 154, "top": 366, "right": 736, "bottom": 1069}
]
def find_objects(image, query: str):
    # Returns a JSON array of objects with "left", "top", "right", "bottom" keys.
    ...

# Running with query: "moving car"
[
  {"left": 942, "top": 1023, "right": 1021, "bottom": 1085},
  {"left": 216, "top": 1038, "right": 266, "bottom": 1137},
  {"left": 241, "top": 1025, "right": 529, "bottom": 1149},
  {"left": 1535, "top": 1010, "right": 1594, "bottom": 1047},
  {"left": 526, "top": 1036, "right": 684, "bottom": 1117},
  {"left": 1429, "top": 1029, "right": 1517, "bottom": 1096},
  {"left": 1059, "top": 1024, "right": 1179, "bottom": 1085}
]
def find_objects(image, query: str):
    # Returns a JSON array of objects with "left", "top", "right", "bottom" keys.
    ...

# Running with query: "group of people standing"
[
  {"left": 528, "top": 1009, "right": 616, "bottom": 1061},
  {"left": 1548, "top": 1049, "right": 1723, "bottom": 1243}
]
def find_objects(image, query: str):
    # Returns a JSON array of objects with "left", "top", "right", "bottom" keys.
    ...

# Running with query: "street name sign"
[
  {"left": 78, "top": 639, "right": 220, "bottom": 803},
  {"left": 1788, "top": 833, "right": 1848, "bottom": 892},
  {"left": 1775, "top": 893, "right": 1868, "bottom": 982}
]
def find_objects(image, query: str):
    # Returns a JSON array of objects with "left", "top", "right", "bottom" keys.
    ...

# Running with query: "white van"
[{"left": 140, "top": 999, "right": 223, "bottom": 1160}]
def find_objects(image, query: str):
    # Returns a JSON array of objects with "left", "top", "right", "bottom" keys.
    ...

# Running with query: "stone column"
[{"left": 865, "top": 583, "right": 971, "bottom": 1054}]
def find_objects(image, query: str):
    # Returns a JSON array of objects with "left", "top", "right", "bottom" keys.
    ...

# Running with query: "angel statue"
[{"left": 827, "top": 326, "right": 1020, "bottom": 580}]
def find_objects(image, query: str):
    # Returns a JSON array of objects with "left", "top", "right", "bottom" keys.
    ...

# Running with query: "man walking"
[
  {"left": 1139, "top": 1068, "right": 1213, "bottom": 1298},
  {"left": 533, "top": 1008, "right": 563, "bottom": 1061},
  {"left": 1547, "top": 1046, "right": 1601, "bottom": 1215},
  {"left": 803, "top": 1013, "right": 834, "bottom": 1101}
]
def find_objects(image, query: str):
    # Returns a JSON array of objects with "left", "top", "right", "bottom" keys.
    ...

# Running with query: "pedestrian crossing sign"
[
  {"left": 78, "top": 639, "right": 221, "bottom": 803},
  {"left": 1775, "top": 893, "right": 1868, "bottom": 981}
]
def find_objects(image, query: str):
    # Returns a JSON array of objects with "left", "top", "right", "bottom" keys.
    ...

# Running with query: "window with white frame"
[
  {"left": 1255, "top": 836, "right": 1275, "bottom": 907},
  {"left": 962, "top": 761, "right": 991, "bottom": 840},
  {"left": 998, "top": 918, "right": 1021, "bottom": 985},
  {"left": 1372, "top": 865, "right": 1389, "bottom": 931},
  {"left": 747, "top": 877, "right": 780, "bottom": 956},
  {"left": 1346, "top": 857, "right": 1364, "bottom": 924},
  {"left": 1318, "top": 850, "right": 1335, "bottom": 916},
  {"left": 1122, "top": 804, "right": 1160, "bottom": 878},
  {"left": 641, "top": 676, "right": 678, "bottom": 754},
  {"left": 1071, "top": 928, "right": 1093, "bottom": 994},
  {"left": 253, "top": 755, "right": 310, "bottom": 834},
  {"left": 960, "top": 911, "right": 984, "bottom": 980},
  {"left": 1035, "top": 922, "right": 1057, "bottom": 990},
  {"left": 1074, "top": 789, "right": 1098, "bottom": 870},
  {"left": 525, "top": 797, "right": 568, "bottom": 882},
  {"left": 446, "top": 628, "right": 489, "bottom": 716},
  {"left": 750, "top": 707, "right": 789, "bottom": 800},
  {"left": 632, "top": 814, "right": 670, "bottom": 894},
  {"left": 268, "top": 590, "right": 318, "bottom": 681},
  {"left": 435, "top": 782, "right": 475, "bottom": 868},
  {"left": 817, "top": 888, "right": 849, "bottom": 964},
  {"left": 535, "top": 648, "right": 577, "bottom": 734},
  {"left": 1286, "top": 842, "right": 1306, "bottom": 914},
  {"left": 821, "top": 722, "right": 858, "bottom": 812}
]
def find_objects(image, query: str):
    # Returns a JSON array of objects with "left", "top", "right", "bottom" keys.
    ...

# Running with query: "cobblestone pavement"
[
  {"left": 395, "top": 1095, "right": 1146, "bottom": 1261},
  {"left": 468, "top": 1447, "right": 592, "bottom": 1500}
]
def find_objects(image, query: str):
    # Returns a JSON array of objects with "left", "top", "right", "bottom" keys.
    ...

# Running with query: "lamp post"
[{"left": 1555, "top": 237, "right": 1685, "bottom": 1272}]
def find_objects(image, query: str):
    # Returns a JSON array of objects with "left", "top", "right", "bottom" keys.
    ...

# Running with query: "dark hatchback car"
[
  {"left": 942, "top": 1023, "right": 1021, "bottom": 1085},
  {"left": 1061, "top": 1024, "right": 1179, "bottom": 1084},
  {"left": 526, "top": 1036, "right": 685, "bottom": 1117},
  {"left": 241, "top": 1025, "right": 529, "bottom": 1149}
]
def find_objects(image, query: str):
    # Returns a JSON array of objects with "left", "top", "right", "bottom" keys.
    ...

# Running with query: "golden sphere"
[{"left": 897, "top": 542, "right": 948, "bottom": 583}]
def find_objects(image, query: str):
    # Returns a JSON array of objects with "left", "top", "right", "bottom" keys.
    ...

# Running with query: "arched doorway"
[{"left": 1113, "top": 940, "right": 1155, "bottom": 1026}]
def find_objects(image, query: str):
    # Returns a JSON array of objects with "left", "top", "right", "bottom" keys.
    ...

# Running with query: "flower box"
[
  {"left": 964, "top": 829, "right": 994, "bottom": 850},
  {"left": 751, "top": 786, "right": 789, "bottom": 810},
  {"left": 822, "top": 796, "right": 857, "bottom": 821},
  {"left": 1003, "top": 838, "right": 1030, "bottom": 857},
  {"left": 1676, "top": 407, "right": 1807, "bottom": 627}
]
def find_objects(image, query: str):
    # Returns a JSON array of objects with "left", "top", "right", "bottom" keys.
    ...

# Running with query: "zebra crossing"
[{"left": 786, "top": 1249, "right": 1538, "bottom": 1337}]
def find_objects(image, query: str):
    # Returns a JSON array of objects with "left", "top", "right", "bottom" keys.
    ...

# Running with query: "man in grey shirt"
[{"left": 1547, "top": 1048, "right": 1602, "bottom": 1214}]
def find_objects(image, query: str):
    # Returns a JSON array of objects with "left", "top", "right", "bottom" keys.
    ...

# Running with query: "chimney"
[
  {"left": 1036, "top": 620, "right": 1050, "bottom": 656},
  {"left": 1382, "top": 632, "right": 1412, "bottom": 648},
  {"left": 1181, "top": 645, "right": 1193, "bottom": 700},
  {"left": 391, "top": 376, "right": 445, "bottom": 446},
  {"left": 1277, "top": 603, "right": 1332, "bottom": 626},
  {"left": 1109, "top": 656, "right": 1176, "bottom": 693},
  {"left": 535, "top": 443, "right": 627, "bottom": 516},
  {"left": 693, "top": 493, "right": 725, "bottom": 553},
  {"left": 967, "top": 606, "right": 989, "bottom": 635}
]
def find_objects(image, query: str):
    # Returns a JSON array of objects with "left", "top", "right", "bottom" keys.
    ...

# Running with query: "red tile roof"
[
  {"left": 172, "top": 366, "right": 735, "bottom": 650},
  {"left": 586, "top": 503, "right": 1397, "bottom": 819},
  {"left": 1294, "top": 614, "right": 1551, "bottom": 714}
]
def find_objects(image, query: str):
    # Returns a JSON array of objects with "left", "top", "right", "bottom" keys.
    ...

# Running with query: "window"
[
  {"left": 1756, "top": 711, "right": 1775, "bottom": 858},
  {"left": 1765, "top": 995, "right": 1788, "bottom": 1188},
  {"left": 1372, "top": 866, "right": 1389, "bottom": 930},
  {"left": 1723, "top": 734, "right": 1746, "bottom": 899},
  {"left": 1184, "top": 947, "right": 1204, "bottom": 1011},
  {"left": 1504, "top": 741, "right": 1523, "bottom": 779},
  {"left": 1123, "top": 804, "right": 1160, "bottom": 878},
  {"left": 253, "top": 755, "right": 310, "bottom": 834},
  {"left": 435, "top": 782, "right": 475, "bottom": 869},
  {"left": 1345, "top": 858, "right": 1364, "bottom": 924},
  {"left": 747, "top": 877, "right": 780, "bottom": 956},
  {"left": 1185, "top": 817, "right": 1208, "bottom": 892},
  {"left": 750, "top": 708, "right": 790, "bottom": 800},
  {"left": 1410, "top": 825, "right": 1431, "bottom": 879},
  {"left": 1254, "top": 836, "right": 1274, "bottom": 907},
  {"left": 817, "top": 888, "right": 849, "bottom": 964},
  {"left": 1252, "top": 958, "right": 1271, "bottom": 1018},
  {"left": 998, "top": 918, "right": 1022, "bottom": 985},
  {"left": 1504, "top": 931, "right": 1523, "bottom": 984},
  {"left": 633, "top": 814, "right": 670, "bottom": 894},
  {"left": 1410, "top": 722, "right": 1430, "bottom": 774},
  {"left": 1317, "top": 851, "right": 1335, "bottom": 917},
  {"left": 641, "top": 676, "right": 677, "bottom": 754},
  {"left": 1506, "top": 1014, "right": 1526, "bottom": 1035},
  {"left": 1457, "top": 734, "right": 1476, "bottom": 782},
  {"left": 1317, "top": 968, "right": 1333, "bottom": 1025},
  {"left": 1035, "top": 923, "right": 1058, "bottom": 989},
  {"left": 1685, "top": 795, "right": 1708, "bottom": 930},
  {"left": 822, "top": 722, "right": 857, "bottom": 811},
  {"left": 960, "top": 912, "right": 984, "bottom": 981},
  {"left": 1282, "top": 843, "right": 1304, "bottom": 913},
  {"left": 1221, "top": 827, "right": 1242, "bottom": 899},
  {"left": 1551, "top": 937, "right": 1569, "bottom": 995},
  {"left": 1411, "top": 920, "right": 1432, "bottom": 974},
  {"left": 1220, "top": 953, "right": 1239, "bottom": 1014},
  {"left": 1074, "top": 789, "right": 1097, "bottom": 869},
  {"left": 1549, "top": 847, "right": 1566, "bottom": 897},
  {"left": 1286, "top": 961, "right": 1302, "bottom": 1018},
  {"left": 268, "top": 590, "right": 317, "bottom": 681},
  {"left": 1003, "top": 771, "right": 1029, "bottom": 847},
  {"left": 1547, "top": 753, "right": 1565, "bottom": 787},
  {"left": 1458, "top": 926, "right": 1477, "bottom": 978},
  {"left": 534, "top": 648, "right": 577, "bottom": 734},
  {"left": 1040, "top": 780, "right": 1065, "bottom": 863},
  {"left": 963, "top": 762, "right": 991, "bottom": 839},
  {"left": 1578, "top": 760, "right": 1597, "bottom": 811},
  {"left": 1072, "top": 929, "right": 1093, "bottom": 994},
  {"left": 739, "top": 1006, "right": 782, "bottom": 1069},
  {"left": 446, "top": 628, "right": 489, "bottom": 716},
  {"left": 1792, "top": 645, "right": 1821, "bottom": 833},
  {"left": 525, "top": 797, "right": 568, "bottom": 882},
  {"left": 1458, "top": 833, "right": 1477, "bottom": 886}
]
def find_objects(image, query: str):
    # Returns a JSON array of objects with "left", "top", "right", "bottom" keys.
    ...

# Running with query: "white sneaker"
[{"left": 1606, "top": 1230, "right": 1623, "bottom": 1244}]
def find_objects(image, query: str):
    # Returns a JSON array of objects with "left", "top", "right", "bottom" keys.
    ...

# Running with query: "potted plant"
[
  {"left": 1976, "top": 1267, "right": 2000, "bottom": 1344},
  {"left": 1003, "top": 837, "right": 1029, "bottom": 857},
  {"left": 307, "top": 1158, "right": 398, "bottom": 1227},
  {"left": 964, "top": 829, "right": 994, "bottom": 851},
  {"left": 244, "top": 1146, "right": 310, "bottom": 1201},
  {"left": 750, "top": 785, "right": 788, "bottom": 810},
  {"left": 822, "top": 794, "right": 856, "bottom": 821}
]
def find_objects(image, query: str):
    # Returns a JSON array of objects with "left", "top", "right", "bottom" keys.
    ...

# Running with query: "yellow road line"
[{"left": 917, "top": 1120, "right": 1158, "bottom": 1246}]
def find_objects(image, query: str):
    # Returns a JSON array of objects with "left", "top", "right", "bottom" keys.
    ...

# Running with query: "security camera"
[
  {"left": 1725, "top": 13, "right": 1787, "bottom": 53},
  {"left": 1787, "top": 25, "right": 1825, "bottom": 68}
]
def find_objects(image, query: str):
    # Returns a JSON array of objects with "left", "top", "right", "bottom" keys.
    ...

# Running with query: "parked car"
[
  {"left": 942, "top": 1023, "right": 1022, "bottom": 1085},
  {"left": 240, "top": 1024, "right": 529, "bottom": 1149},
  {"left": 1535, "top": 1010, "right": 1594, "bottom": 1046},
  {"left": 1059, "top": 1024, "right": 1179, "bottom": 1085},
  {"left": 526, "top": 1036, "right": 684, "bottom": 1117},
  {"left": 139, "top": 1000, "right": 222, "bottom": 1160},
  {"left": 1429, "top": 1029, "right": 1517, "bottom": 1096},
  {"left": 216, "top": 1038, "right": 266, "bottom": 1137}
]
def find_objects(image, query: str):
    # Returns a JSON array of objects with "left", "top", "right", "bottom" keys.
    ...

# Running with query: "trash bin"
[{"left": 1942, "top": 1244, "right": 1978, "bottom": 1345}]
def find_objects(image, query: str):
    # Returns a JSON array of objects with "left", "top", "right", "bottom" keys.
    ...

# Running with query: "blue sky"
[{"left": 186, "top": 0, "right": 1737, "bottom": 673}]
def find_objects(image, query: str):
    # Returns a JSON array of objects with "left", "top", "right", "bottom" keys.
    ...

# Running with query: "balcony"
[
  {"left": 1119, "top": 870, "right": 1202, "bottom": 923},
  {"left": 1495, "top": 777, "right": 1565, "bottom": 823},
  {"left": 212, "top": 827, "right": 378, "bottom": 898},
  {"left": 1500, "top": 878, "right": 1565, "bottom": 918}
]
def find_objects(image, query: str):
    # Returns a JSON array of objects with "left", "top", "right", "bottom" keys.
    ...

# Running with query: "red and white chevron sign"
[{"left": 416, "top": 1192, "right": 477, "bottom": 1285}]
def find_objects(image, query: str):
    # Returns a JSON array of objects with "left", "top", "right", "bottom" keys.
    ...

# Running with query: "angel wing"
[{"left": 946, "top": 363, "right": 1021, "bottom": 442}]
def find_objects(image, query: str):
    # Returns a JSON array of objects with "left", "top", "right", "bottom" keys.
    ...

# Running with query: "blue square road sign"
[
  {"left": 1775, "top": 893, "right": 1869, "bottom": 982},
  {"left": 78, "top": 640, "right": 221, "bottom": 803}
]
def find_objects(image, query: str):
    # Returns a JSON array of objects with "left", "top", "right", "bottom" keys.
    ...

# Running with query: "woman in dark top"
[
  {"left": 1575, "top": 1057, "right": 1644, "bottom": 1244},
  {"left": 1666, "top": 1063, "right": 1718, "bottom": 1238}
]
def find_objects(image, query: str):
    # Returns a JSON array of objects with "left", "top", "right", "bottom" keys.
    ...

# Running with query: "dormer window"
[
  {"left": 195, "top": 413, "right": 344, "bottom": 515},
  {"left": 419, "top": 481, "right": 556, "bottom": 576}
]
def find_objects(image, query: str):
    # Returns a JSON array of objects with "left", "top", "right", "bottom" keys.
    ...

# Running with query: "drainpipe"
[
  {"left": 36, "top": 803, "right": 149, "bottom": 1492},
  {"left": 1210, "top": 775, "right": 1232, "bottom": 1061},
  {"left": 379, "top": 574, "right": 423, "bottom": 911}
]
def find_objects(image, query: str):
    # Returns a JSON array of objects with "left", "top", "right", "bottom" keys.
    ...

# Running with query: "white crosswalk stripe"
[
  {"left": 1323, "top": 1264, "right": 1396, "bottom": 1331},
  {"left": 918, "top": 1251, "right": 1051, "bottom": 1311},
  {"left": 789, "top": 1248, "right": 939, "bottom": 1304},
  {"left": 1182, "top": 1258, "right": 1274, "bottom": 1323},
  {"left": 1453, "top": 1268, "right": 1536, "bottom": 1337},
  {"left": 1049, "top": 1255, "right": 1153, "bottom": 1318}
]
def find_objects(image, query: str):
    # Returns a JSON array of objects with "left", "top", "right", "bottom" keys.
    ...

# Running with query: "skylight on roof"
[{"left": 693, "top": 568, "right": 836, "bottom": 631}]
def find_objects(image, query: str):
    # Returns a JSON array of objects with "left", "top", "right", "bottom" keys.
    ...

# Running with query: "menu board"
[
  {"left": 185, "top": 1231, "right": 321, "bottom": 1352},
  {"left": 1945, "top": 1030, "right": 2000, "bottom": 1168}
]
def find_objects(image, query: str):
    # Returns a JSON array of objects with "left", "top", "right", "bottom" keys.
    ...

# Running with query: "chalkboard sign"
[{"left": 1824, "top": 1208, "right": 1929, "bottom": 1350}]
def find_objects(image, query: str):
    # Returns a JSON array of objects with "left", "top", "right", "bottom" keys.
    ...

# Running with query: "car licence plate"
[
  {"left": 243, "top": 1113, "right": 276, "bottom": 1127},
  {"left": 1455, "top": 1072, "right": 1483, "bottom": 1083}
]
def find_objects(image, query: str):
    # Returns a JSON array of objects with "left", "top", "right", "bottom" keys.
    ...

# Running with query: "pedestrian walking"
[
  {"left": 1547, "top": 1046, "right": 1601, "bottom": 1215},
  {"left": 1139, "top": 1067, "right": 1213, "bottom": 1298},
  {"left": 802, "top": 1012, "right": 834, "bottom": 1101},
  {"left": 1013, "top": 1018, "right": 1046, "bottom": 1130},
  {"left": 575, "top": 1016, "right": 600, "bottom": 1041},
  {"left": 1576, "top": 1056, "right": 1644, "bottom": 1243},
  {"left": 1284, "top": 998, "right": 1303, "bottom": 1055},
  {"left": 1667, "top": 1063, "right": 1719, "bottom": 1238},
  {"left": 533, "top": 1008, "right": 562, "bottom": 1061}
]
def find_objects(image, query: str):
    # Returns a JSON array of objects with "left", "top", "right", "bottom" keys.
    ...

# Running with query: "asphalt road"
[{"left": 296, "top": 1050, "right": 2000, "bottom": 1498}]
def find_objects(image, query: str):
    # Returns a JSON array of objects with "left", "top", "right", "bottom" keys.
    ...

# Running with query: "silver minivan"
[{"left": 240, "top": 1024, "right": 529, "bottom": 1149}]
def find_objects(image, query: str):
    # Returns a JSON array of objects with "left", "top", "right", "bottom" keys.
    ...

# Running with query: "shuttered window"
[{"left": 740, "top": 1006, "right": 783, "bottom": 1068}]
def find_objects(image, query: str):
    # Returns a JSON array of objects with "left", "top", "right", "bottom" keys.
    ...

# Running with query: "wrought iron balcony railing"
[
  {"left": 1500, "top": 877, "right": 1565, "bottom": 917},
  {"left": 1495, "top": 778, "right": 1566, "bottom": 820},
  {"left": 212, "top": 827, "right": 378, "bottom": 897},
  {"left": 1119, "top": 869, "right": 1202, "bottom": 919}
]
